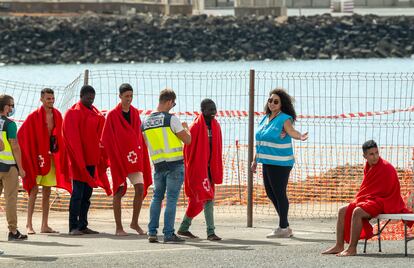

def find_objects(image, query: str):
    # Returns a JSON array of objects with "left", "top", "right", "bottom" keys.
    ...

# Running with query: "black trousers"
[
  {"left": 262, "top": 164, "right": 292, "bottom": 229},
  {"left": 69, "top": 166, "right": 95, "bottom": 232}
]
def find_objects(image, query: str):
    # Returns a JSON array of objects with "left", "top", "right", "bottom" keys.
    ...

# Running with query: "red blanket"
[
  {"left": 62, "top": 102, "right": 111, "bottom": 195},
  {"left": 184, "top": 115, "right": 223, "bottom": 202},
  {"left": 101, "top": 104, "right": 152, "bottom": 196},
  {"left": 18, "top": 106, "right": 71, "bottom": 194},
  {"left": 344, "top": 157, "right": 412, "bottom": 243}
]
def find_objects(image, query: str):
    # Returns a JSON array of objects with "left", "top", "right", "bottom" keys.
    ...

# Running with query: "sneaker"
[
  {"left": 148, "top": 234, "right": 158, "bottom": 243},
  {"left": 266, "top": 227, "right": 293, "bottom": 238},
  {"left": 207, "top": 234, "right": 222, "bottom": 241},
  {"left": 69, "top": 229, "right": 84, "bottom": 236},
  {"left": 8, "top": 230, "right": 28, "bottom": 241},
  {"left": 177, "top": 230, "right": 199, "bottom": 239},
  {"left": 163, "top": 233, "right": 185, "bottom": 243},
  {"left": 81, "top": 228, "right": 99, "bottom": 234},
  {"left": 0, "top": 249, "right": 3, "bottom": 255}
]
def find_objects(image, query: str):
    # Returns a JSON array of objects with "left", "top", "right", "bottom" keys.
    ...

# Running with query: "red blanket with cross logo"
[
  {"left": 18, "top": 106, "right": 71, "bottom": 193},
  {"left": 62, "top": 102, "right": 112, "bottom": 195},
  {"left": 101, "top": 103, "right": 152, "bottom": 196},
  {"left": 184, "top": 114, "right": 223, "bottom": 202}
]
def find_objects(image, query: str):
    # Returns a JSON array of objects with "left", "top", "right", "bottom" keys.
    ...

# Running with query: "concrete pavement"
[{"left": 0, "top": 208, "right": 412, "bottom": 267}]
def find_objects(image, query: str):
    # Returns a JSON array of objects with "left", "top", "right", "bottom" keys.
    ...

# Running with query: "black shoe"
[
  {"left": 81, "top": 228, "right": 99, "bottom": 234},
  {"left": 69, "top": 229, "right": 84, "bottom": 235},
  {"left": 148, "top": 234, "right": 159, "bottom": 243},
  {"left": 163, "top": 233, "right": 185, "bottom": 243},
  {"left": 177, "top": 230, "right": 199, "bottom": 239},
  {"left": 207, "top": 234, "right": 222, "bottom": 241},
  {"left": 8, "top": 230, "right": 28, "bottom": 241}
]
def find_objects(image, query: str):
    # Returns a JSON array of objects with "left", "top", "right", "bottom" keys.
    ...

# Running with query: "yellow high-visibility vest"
[
  {"left": 142, "top": 112, "right": 183, "bottom": 164},
  {"left": 0, "top": 117, "right": 16, "bottom": 165}
]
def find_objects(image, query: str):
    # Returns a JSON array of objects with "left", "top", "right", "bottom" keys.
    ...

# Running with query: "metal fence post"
[
  {"left": 247, "top": 69, "right": 255, "bottom": 227},
  {"left": 84, "top": 69, "right": 89, "bottom": 85}
]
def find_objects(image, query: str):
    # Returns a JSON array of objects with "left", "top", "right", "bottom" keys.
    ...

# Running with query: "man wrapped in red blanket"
[
  {"left": 63, "top": 85, "right": 111, "bottom": 235},
  {"left": 177, "top": 99, "right": 223, "bottom": 241},
  {"left": 322, "top": 140, "right": 412, "bottom": 256},
  {"left": 101, "top": 83, "right": 152, "bottom": 236},
  {"left": 18, "top": 88, "right": 71, "bottom": 235}
]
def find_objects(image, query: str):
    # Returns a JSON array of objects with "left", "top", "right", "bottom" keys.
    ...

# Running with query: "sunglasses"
[
  {"left": 172, "top": 101, "right": 176, "bottom": 107},
  {"left": 267, "top": 98, "right": 280, "bottom": 105},
  {"left": 8, "top": 104, "right": 15, "bottom": 108}
]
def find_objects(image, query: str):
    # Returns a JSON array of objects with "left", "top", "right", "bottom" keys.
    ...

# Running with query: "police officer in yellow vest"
[
  {"left": 0, "top": 94, "right": 28, "bottom": 242},
  {"left": 142, "top": 88, "right": 191, "bottom": 243}
]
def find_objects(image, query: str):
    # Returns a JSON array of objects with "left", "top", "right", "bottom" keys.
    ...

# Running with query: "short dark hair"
[
  {"left": 41, "top": 88, "right": 54, "bottom": 97},
  {"left": 362, "top": 140, "right": 378, "bottom": 154},
  {"left": 201, "top": 98, "right": 216, "bottom": 111},
  {"left": 0, "top": 94, "right": 14, "bottom": 113},
  {"left": 159, "top": 88, "right": 176, "bottom": 103},
  {"left": 80, "top": 85, "right": 95, "bottom": 97},
  {"left": 119, "top": 83, "right": 133, "bottom": 95}
]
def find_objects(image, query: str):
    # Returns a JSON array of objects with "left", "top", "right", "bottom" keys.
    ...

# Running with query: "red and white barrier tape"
[
  {"left": 132, "top": 105, "right": 414, "bottom": 119},
  {"left": 12, "top": 105, "right": 414, "bottom": 123}
]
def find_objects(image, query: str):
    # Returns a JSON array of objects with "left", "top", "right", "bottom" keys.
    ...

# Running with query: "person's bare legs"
[
  {"left": 337, "top": 207, "right": 371, "bottom": 257},
  {"left": 113, "top": 186, "right": 128, "bottom": 236},
  {"left": 322, "top": 205, "right": 347, "bottom": 254},
  {"left": 130, "top": 183, "right": 145, "bottom": 235},
  {"left": 26, "top": 186, "right": 39, "bottom": 234},
  {"left": 40, "top": 186, "right": 58, "bottom": 233}
]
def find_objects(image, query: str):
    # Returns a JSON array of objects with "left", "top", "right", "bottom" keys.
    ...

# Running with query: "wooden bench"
[{"left": 363, "top": 214, "right": 414, "bottom": 256}]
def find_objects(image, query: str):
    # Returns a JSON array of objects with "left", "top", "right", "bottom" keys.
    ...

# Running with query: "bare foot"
[
  {"left": 115, "top": 230, "right": 129, "bottom": 236},
  {"left": 27, "top": 226, "right": 36, "bottom": 235},
  {"left": 130, "top": 224, "right": 146, "bottom": 235},
  {"left": 336, "top": 248, "right": 356, "bottom": 257},
  {"left": 321, "top": 245, "right": 344, "bottom": 254},
  {"left": 40, "top": 226, "right": 59, "bottom": 234}
]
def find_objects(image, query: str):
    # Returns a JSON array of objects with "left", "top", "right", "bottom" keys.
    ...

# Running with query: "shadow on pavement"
[
  {"left": 361, "top": 253, "right": 413, "bottom": 258},
  {"left": 213, "top": 238, "right": 283, "bottom": 246},
  {"left": 0, "top": 254, "right": 58, "bottom": 262},
  {"left": 0, "top": 241, "right": 79, "bottom": 247},
  {"left": 57, "top": 232, "right": 148, "bottom": 240},
  {"left": 290, "top": 237, "right": 335, "bottom": 243},
  {"left": 185, "top": 242, "right": 254, "bottom": 251}
]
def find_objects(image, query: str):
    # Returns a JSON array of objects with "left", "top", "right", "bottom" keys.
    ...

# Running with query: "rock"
[
  {"left": 374, "top": 47, "right": 389, "bottom": 58},
  {"left": 0, "top": 14, "right": 413, "bottom": 64}
]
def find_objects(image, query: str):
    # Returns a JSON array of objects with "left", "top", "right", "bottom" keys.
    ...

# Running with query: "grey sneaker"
[
  {"left": 163, "top": 233, "right": 185, "bottom": 243},
  {"left": 148, "top": 234, "right": 158, "bottom": 243}
]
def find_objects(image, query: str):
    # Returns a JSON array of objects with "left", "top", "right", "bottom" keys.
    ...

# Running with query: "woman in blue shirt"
[{"left": 251, "top": 88, "right": 308, "bottom": 238}]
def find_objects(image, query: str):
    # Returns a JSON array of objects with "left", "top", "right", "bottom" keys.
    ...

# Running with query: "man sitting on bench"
[{"left": 322, "top": 140, "right": 412, "bottom": 257}]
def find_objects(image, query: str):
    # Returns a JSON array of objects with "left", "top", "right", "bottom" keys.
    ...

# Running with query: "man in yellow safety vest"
[
  {"left": 0, "top": 94, "right": 28, "bottom": 242},
  {"left": 142, "top": 88, "right": 191, "bottom": 243}
]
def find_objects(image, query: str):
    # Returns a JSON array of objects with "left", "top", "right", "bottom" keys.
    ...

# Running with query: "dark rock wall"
[{"left": 0, "top": 13, "right": 413, "bottom": 64}]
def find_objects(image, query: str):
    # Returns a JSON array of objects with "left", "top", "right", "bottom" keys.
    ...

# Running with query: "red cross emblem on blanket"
[
  {"left": 127, "top": 151, "right": 138, "bottom": 164},
  {"left": 202, "top": 178, "right": 211, "bottom": 192},
  {"left": 38, "top": 155, "right": 45, "bottom": 168}
]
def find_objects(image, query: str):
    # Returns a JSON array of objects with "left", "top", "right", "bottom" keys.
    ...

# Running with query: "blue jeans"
[{"left": 148, "top": 164, "right": 184, "bottom": 238}]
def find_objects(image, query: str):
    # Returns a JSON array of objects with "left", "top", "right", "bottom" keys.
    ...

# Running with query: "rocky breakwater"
[{"left": 0, "top": 13, "right": 413, "bottom": 64}]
